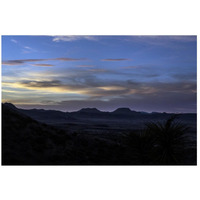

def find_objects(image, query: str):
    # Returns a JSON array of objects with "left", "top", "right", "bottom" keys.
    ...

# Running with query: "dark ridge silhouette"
[
  {"left": 2, "top": 103, "right": 197, "bottom": 131},
  {"left": 113, "top": 107, "right": 133, "bottom": 113},
  {"left": 2, "top": 103, "right": 196, "bottom": 165},
  {"left": 1, "top": 103, "right": 129, "bottom": 165},
  {"left": 4, "top": 102, "right": 17, "bottom": 110},
  {"left": 2, "top": 103, "right": 71, "bottom": 164},
  {"left": 78, "top": 108, "right": 101, "bottom": 113},
  {"left": 20, "top": 107, "right": 68, "bottom": 122},
  {"left": 112, "top": 108, "right": 139, "bottom": 116}
]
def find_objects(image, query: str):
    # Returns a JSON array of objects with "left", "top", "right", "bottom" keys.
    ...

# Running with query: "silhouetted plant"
[
  {"left": 144, "top": 115, "right": 190, "bottom": 164},
  {"left": 125, "top": 115, "right": 191, "bottom": 165}
]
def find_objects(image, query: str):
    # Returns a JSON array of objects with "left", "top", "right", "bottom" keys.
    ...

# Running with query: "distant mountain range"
[{"left": 3, "top": 102, "right": 196, "bottom": 123}]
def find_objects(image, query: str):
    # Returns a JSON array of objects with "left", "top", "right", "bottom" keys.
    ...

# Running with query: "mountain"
[
  {"left": 19, "top": 108, "right": 68, "bottom": 122},
  {"left": 2, "top": 103, "right": 196, "bottom": 128},
  {"left": 113, "top": 107, "right": 133, "bottom": 114},
  {"left": 78, "top": 108, "right": 101, "bottom": 113}
]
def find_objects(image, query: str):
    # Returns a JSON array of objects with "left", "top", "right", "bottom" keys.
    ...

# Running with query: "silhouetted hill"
[
  {"left": 19, "top": 108, "right": 68, "bottom": 122},
  {"left": 78, "top": 108, "right": 101, "bottom": 113},
  {"left": 4, "top": 102, "right": 18, "bottom": 110},
  {"left": 113, "top": 107, "right": 132, "bottom": 113},
  {"left": 1, "top": 103, "right": 130, "bottom": 165},
  {"left": 112, "top": 108, "right": 140, "bottom": 116},
  {"left": 2, "top": 103, "right": 196, "bottom": 165},
  {"left": 2, "top": 103, "right": 73, "bottom": 164}
]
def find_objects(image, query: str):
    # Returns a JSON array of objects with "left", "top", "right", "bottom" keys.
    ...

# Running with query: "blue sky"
[{"left": 1, "top": 35, "right": 197, "bottom": 112}]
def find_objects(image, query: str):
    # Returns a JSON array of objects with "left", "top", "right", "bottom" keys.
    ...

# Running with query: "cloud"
[
  {"left": 24, "top": 46, "right": 33, "bottom": 50},
  {"left": 31, "top": 64, "right": 54, "bottom": 67},
  {"left": 15, "top": 86, "right": 196, "bottom": 113},
  {"left": 10, "top": 79, "right": 88, "bottom": 94},
  {"left": 9, "top": 39, "right": 37, "bottom": 53},
  {"left": 4, "top": 72, "right": 196, "bottom": 98},
  {"left": 2, "top": 59, "right": 48, "bottom": 66},
  {"left": 101, "top": 58, "right": 130, "bottom": 61},
  {"left": 52, "top": 36, "right": 98, "bottom": 42},
  {"left": 21, "top": 80, "right": 62, "bottom": 88},
  {"left": 3, "top": 75, "right": 196, "bottom": 113},
  {"left": 54, "top": 57, "right": 85, "bottom": 61},
  {"left": 23, "top": 46, "right": 37, "bottom": 53},
  {"left": 2, "top": 57, "right": 86, "bottom": 66},
  {"left": 11, "top": 39, "right": 18, "bottom": 43},
  {"left": 2, "top": 60, "right": 25, "bottom": 66},
  {"left": 2, "top": 59, "right": 196, "bottom": 113}
]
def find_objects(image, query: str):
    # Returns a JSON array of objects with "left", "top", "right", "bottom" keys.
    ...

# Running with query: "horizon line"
[{"left": 2, "top": 102, "right": 197, "bottom": 114}]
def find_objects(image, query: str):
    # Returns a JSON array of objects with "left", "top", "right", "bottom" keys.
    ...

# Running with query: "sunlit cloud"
[
  {"left": 2, "top": 76, "right": 196, "bottom": 113},
  {"left": 52, "top": 36, "right": 98, "bottom": 42},
  {"left": 98, "top": 86, "right": 126, "bottom": 91},
  {"left": 2, "top": 80, "right": 89, "bottom": 94}
]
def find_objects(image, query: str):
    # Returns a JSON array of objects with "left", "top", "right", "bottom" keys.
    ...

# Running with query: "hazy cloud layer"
[
  {"left": 15, "top": 90, "right": 196, "bottom": 113},
  {"left": 5, "top": 74, "right": 196, "bottom": 100},
  {"left": 3, "top": 70, "right": 196, "bottom": 112}
]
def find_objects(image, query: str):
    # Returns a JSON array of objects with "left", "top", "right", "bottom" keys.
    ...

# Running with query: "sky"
[{"left": 1, "top": 35, "right": 197, "bottom": 113}]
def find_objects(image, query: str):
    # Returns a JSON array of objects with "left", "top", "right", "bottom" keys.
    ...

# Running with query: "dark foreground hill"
[
  {"left": 2, "top": 103, "right": 197, "bottom": 165},
  {"left": 2, "top": 103, "right": 71, "bottom": 164},
  {"left": 2, "top": 103, "right": 132, "bottom": 165}
]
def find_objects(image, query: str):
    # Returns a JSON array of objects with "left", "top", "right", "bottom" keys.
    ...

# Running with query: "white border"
[{"left": 0, "top": 1, "right": 199, "bottom": 200}]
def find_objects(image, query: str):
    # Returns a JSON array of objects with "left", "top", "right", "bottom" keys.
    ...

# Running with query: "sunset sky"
[{"left": 2, "top": 35, "right": 197, "bottom": 112}]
